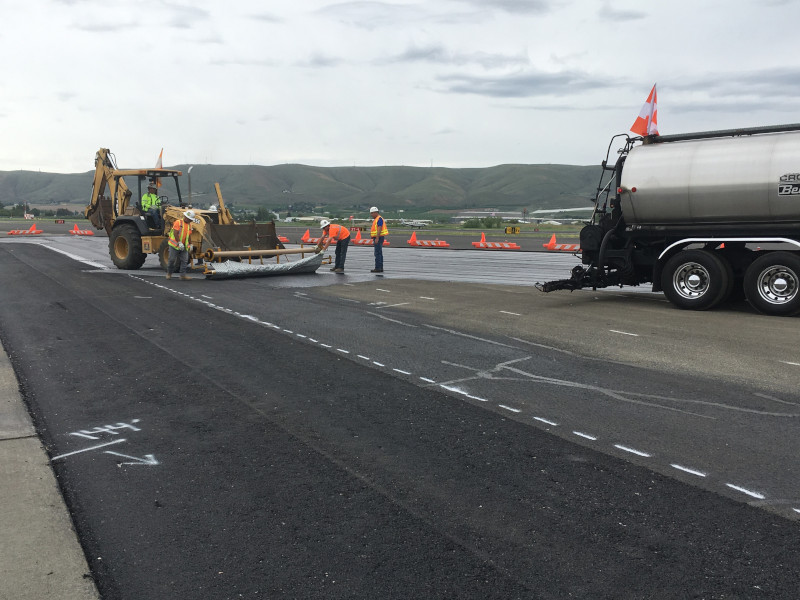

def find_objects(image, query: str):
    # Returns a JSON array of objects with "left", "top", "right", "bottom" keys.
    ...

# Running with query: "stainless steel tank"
[{"left": 619, "top": 130, "right": 800, "bottom": 226}]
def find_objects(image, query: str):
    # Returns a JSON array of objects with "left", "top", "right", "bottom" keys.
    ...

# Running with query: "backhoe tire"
[
  {"left": 743, "top": 251, "right": 800, "bottom": 316},
  {"left": 661, "top": 249, "right": 729, "bottom": 311},
  {"left": 158, "top": 239, "right": 171, "bottom": 271},
  {"left": 109, "top": 224, "right": 147, "bottom": 270}
]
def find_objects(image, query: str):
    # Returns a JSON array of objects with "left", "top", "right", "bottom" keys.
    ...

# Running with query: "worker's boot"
[
  {"left": 180, "top": 275, "right": 191, "bottom": 281},
  {"left": 165, "top": 273, "right": 172, "bottom": 280}
]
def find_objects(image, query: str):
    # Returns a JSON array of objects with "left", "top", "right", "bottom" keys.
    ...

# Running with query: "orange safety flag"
[
  {"left": 154, "top": 148, "right": 164, "bottom": 188},
  {"left": 630, "top": 84, "right": 658, "bottom": 136}
]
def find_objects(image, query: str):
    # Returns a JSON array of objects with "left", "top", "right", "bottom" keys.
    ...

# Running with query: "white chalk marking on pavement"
[
  {"left": 319, "top": 343, "right": 332, "bottom": 348},
  {"left": 373, "top": 361, "right": 385, "bottom": 367},
  {"left": 533, "top": 416, "right": 558, "bottom": 426},
  {"left": 726, "top": 483, "right": 765, "bottom": 500},
  {"left": 424, "top": 324, "right": 514, "bottom": 348},
  {"left": 201, "top": 295, "right": 213, "bottom": 298},
  {"left": 104, "top": 451, "right": 159, "bottom": 466},
  {"left": 613, "top": 444, "right": 651, "bottom": 457},
  {"left": 573, "top": 431, "right": 597, "bottom": 440},
  {"left": 419, "top": 296, "right": 436, "bottom": 300},
  {"left": 366, "top": 312, "right": 418, "bottom": 327},
  {"left": 357, "top": 355, "right": 370, "bottom": 360},
  {"left": 794, "top": 508, "right": 800, "bottom": 514},
  {"left": 337, "top": 348, "right": 350, "bottom": 354},
  {"left": 309, "top": 338, "right": 319, "bottom": 343},
  {"left": 499, "top": 310, "right": 521, "bottom": 316},
  {"left": 51, "top": 439, "right": 127, "bottom": 462},
  {"left": 296, "top": 334, "right": 307, "bottom": 338},
  {"left": 375, "top": 302, "right": 410, "bottom": 309},
  {"left": 393, "top": 368, "right": 411, "bottom": 375},
  {"left": 780, "top": 360, "right": 800, "bottom": 366},
  {"left": 499, "top": 404, "right": 521, "bottom": 413},
  {"left": 419, "top": 377, "right": 436, "bottom": 383},
  {"left": 609, "top": 329, "right": 639, "bottom": 337},
  {"left": 670, "top": 464, "right": 707, "bottom": 477},
  {"left": 376, "top": 288, "right": 391, "bottom": 293},
  {"left": 283, "top": 329, "right": 293, "bottom": 334}
]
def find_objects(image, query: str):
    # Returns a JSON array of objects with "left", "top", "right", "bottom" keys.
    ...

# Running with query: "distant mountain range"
[{"left": 0, "top": 162, "right": 601, "bottom": 215}]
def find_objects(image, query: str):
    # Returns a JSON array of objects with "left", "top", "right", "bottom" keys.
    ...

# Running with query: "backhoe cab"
[{"left": 85, "top": 148, "right": 282, "bottom": 271}]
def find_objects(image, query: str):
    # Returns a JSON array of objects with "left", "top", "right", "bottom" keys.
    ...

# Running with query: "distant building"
[{"left": 452, "top": 211, "right": 522, "bottom": 223}]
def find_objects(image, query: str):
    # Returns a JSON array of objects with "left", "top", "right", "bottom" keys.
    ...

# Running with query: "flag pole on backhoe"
[
  {"left": 630, "top": 84, "right": 658, "bottom": 136},
  {"left": 154, "top": 147, "right": 163, "bottom": 187}
]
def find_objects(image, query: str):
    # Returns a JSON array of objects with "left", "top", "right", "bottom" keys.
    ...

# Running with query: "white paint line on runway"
[
  {"left": 419, "top": 296, "right": 436, "bottom": 300},
  {"left": 419, "top": 377, "right": 436, "bottom": 383},
  {"left": 375, "top": 302, "right": 410, "bottom": 309},
  {"left": 373, "top": 361, "right": 385, "bottom": 367},
  {"left": 533, "top": 416, "right": 558, "bottom": 426},
  {"left": 376, "top": 288, "right": 391, "bottom": 293},
  {"left": 613, "top": 444, "right": 651, "bottom": 457},
  {"left": 725, "top": 483, "right": 765, "bottom": 500},
  {"left": 573, "top": 431, "right": 597, "bottom": 440},
  {"left": 357, "top": 355, "right": 370, "bottom": 360},
  {"left": 670, "top": 464, "right": 708, "bottom": 477},
  {"left": 780, "top": 360, "right": 800, "bottom": 366},
  {"left": 498, "top": 404, "right": 521, "bottom": 413},
  {"left": 499, "top": 310, "right": 521, "bottom": 316},
  {"left": 609, "top": 329, "right": 639, "bottom": 337},
  {"left": 393, "top": 368, "right": 411, "bottom": 375},
  {"left": 337, "top": 348, "right": 350, "bottom": 354}
]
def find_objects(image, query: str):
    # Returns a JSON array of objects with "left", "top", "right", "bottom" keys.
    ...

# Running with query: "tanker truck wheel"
[
  {"left": 109, "top": 224, "right": 147, "bottom": 270},
  {"left": 743, "top": 252, "right": 800, "bottom": 316},
  {"left": 661, "top": 249, "right": 729, "bottom": 310}
]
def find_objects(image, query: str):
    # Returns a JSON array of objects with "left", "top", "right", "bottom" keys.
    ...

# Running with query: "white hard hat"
[
  {"left": 320, "top": 219, "right": 330, "bottom": 228},
  {"left": 369, "top": 206, "right": 379, "bottom": 213},
  {"left": 183, "top": 210, "right": 196, "bottom": 220}
]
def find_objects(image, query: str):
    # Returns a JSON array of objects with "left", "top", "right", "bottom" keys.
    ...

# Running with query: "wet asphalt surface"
[{"left": 0, "top": 238, "right": 798, "bottom": 599}]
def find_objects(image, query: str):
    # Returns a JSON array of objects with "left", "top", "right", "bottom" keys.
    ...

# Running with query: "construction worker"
[
  {"left": 166, "top": 210, "right": 195, "bottom": 280},
  {"left": 141, "top": 183, "right": 164, "bottom": 230},
  {"left": 369, "top": 206, "right": 388, "bottom": 273},
  {"left": 316, "top": 219, "right": 351, "bottom": 273}
]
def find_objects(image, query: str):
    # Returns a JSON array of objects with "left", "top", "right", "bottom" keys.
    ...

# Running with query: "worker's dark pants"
[
  {"left": 334, "top": 238, "right": 350, "bottom": 270},
  {"left": 147, "top": 207, "right": 164, "bottom": 231},
  {"left": 167, "top": 246, "right": 189, "bottom": 275},
  {"left": 373, "top": 236, "right": 384, "bottom": 270}
]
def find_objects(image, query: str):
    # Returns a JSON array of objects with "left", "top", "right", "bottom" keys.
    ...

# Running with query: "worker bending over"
[
  {"left": 166, "top": 210, "right": 195, "bottom": 280},
  {"left": 369, "top": 206, "right": 388, "bottom": 273},
  {"left": 316, "top": 220, "right": 351, "bottom": 273}
]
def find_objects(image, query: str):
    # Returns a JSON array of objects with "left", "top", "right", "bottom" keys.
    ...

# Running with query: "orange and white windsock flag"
[
  {"left": 630, "top": 84, "right": 658, "bottom": 136},
  {"left": 155, "top": 148, "right": 163, "bottom": 168}
]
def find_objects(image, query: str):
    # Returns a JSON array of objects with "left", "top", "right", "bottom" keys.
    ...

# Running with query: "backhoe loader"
[{"left": 85, "top": 148, "right": 286, "bottom": 271}]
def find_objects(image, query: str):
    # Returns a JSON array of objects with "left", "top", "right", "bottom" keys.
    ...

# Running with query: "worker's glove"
[{"left": 178, "top": 243, "right": 185, "bottom": 251}]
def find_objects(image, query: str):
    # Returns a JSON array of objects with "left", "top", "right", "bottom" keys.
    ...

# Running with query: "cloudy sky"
[{"left": 3, "top": 0, "right": 800, "bottom": 173}]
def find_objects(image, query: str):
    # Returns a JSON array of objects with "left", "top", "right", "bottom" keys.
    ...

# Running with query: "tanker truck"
[{"left": 538, "top": 123, "right": 800, "bottom": 316}]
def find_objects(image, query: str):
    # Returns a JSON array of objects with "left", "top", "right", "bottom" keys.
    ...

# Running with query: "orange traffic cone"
[{"left": 543, "top": 234, "right": 557, "bottom": 250}]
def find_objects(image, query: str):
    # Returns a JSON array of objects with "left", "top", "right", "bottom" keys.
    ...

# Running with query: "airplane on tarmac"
[{"left": 398, "top": 219, "right": 433, "bottom": 228}]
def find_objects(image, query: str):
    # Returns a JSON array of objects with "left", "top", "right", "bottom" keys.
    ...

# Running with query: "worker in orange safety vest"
[
  {"left": 166, "top": 210, "right": 195, "bottom": 280},
  {"left": 316, "top": 219, "right": 351, "bottom": 273}
]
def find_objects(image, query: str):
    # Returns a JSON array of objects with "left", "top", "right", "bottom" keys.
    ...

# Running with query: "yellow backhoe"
[{"left": 85, "top": 148, "right": 287, "bottom": 271}]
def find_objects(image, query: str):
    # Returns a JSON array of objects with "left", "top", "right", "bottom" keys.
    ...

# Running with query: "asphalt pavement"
[{"left": 1, "top": 240, "right": 799, "bottom": 599}]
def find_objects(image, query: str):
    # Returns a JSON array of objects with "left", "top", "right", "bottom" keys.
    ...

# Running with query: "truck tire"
[
  {"left": 158, "top": 239, "right": 171, "bottom": 271},
  {"left": 661, "top": 249, "right": 729, "bottom": 310},
  {"left": 109, "top": 224, "right": 147, "bottom": 270},
  {"left": 743, "top": 252, "right": 800, "bottom": 316}
]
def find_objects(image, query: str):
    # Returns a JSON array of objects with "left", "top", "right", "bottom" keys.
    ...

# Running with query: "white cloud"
[{"left": 0, "top": 0, "right": 799, "bottom": 173}]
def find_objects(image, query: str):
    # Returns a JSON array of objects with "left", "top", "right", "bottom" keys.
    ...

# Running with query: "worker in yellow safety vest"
[
  {"left": 316, "top": 220, "right": 351, "bottom": 273},
  {"left": 369, "top": 206, "right": 388, "bottom": 273},
  {"left": 141, "top": 183, "right": 164, "bottom": 230},
  {"left": 166, "top": 210, "right": 195, "bottom": 280}
]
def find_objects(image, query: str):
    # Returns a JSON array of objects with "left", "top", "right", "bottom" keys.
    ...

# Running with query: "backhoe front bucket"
[{"left": 205, "top": 222, "right": 284, "bottom": 252}]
